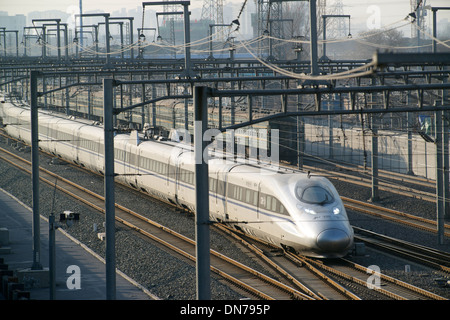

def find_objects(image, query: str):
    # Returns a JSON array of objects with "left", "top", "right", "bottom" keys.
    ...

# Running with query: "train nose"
[{"left": 316, "top": 229, "right": 351, "bottom": 252}]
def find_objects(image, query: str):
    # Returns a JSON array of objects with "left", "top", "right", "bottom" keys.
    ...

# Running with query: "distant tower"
[
  {"left": 201, "top": 0, "right": 224, "bottom": 43},
  {"left": 256, "top": 0, "right": 283, "bottom": 57},
  {"left": 201, "top": 0, "right": 224, "bottom": 24},
  {"left": 327, "top": 0, "right": 347, "bottom": 39},
  {"left": 317, "top": 0, "right": 327, "bottom": 34},
  {"left": 162, "top": 0, "right": 179, "bottom": 47}
]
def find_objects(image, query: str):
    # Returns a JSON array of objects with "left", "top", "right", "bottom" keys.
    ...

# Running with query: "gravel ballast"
[{"left": 0, "top": 133, "right": 449, "bottom": 300}]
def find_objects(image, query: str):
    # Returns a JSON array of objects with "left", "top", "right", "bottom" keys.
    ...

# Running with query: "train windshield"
[{"left": 296, "top": 185, "right": 335, "bottom": 205}]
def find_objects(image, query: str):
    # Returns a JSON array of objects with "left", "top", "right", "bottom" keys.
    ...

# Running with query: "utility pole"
[
  {"left": 309, "top": 0, "right": 319, "bottom": 76},
  {"left": 194, "top": 86, "right": 211, "bottom": 300},
  {"left": 142, "top": 1, "right": 196, "bottom": 78},
  {"left": 76, "top": 13, "right": 111, "bottom": 66},
  {"left": 79, "top": 0, "right": 83, "bottom": 49},
  {"left": 103, "top": 78, "right": 116, "bottom": 299},
  {"left": 431, "top": 7, "right": 450, "bottom": 53},
  {"left": 435, "top": 110, "right": 444, "bottom": 245},
  {"left": 30, "top": 70, "right": 43, "bottom": 271}
]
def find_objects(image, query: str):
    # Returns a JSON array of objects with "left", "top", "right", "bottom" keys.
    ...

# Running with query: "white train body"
[{"left": 0, "top": 103, "right": 354, "bottom": 258}]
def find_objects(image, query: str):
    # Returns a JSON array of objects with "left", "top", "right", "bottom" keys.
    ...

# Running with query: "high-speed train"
[{"left": 0, "top": 101, "right": 354, "bottom": 258}]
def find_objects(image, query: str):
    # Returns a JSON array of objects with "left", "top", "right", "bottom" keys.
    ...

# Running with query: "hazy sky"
[{"left": 2, "top": 0, "right": 449, "bottom": 33}]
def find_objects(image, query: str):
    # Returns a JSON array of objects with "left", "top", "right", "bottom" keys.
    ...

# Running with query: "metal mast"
[
  {"left": 257, "top": 0, "right": 282, "bottom": 57},
  {"left": 317, "top": 0, "right": 327, "bottom": 34},
  {"left": 201, "top": 0, "right": 224, "bottom": 45},
  {"left": 201, "top": 0, "right": 224, "bottom": 24},
  {"left": 327, "top": 0, "right": 347, "bottom": 39},
  {"left": 163, "top": 0, "right": 178, "bottom": 46}
]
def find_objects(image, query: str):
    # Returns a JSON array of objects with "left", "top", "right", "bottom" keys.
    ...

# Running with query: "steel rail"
[
  {"left": 0, "top": 144, "right": 311, "bottom": 300},
  {"left": 214, "top": 224, "right": 324, "bottom": 300},
  {"left": 342, "top": 197, "right": 450, "bottom": 237},
  {"left": 2, "top": 132, "right": 448, "bottom": 300},
  {"left": 286, "top": 253, "right": 362, "bottom": 300},
  {"left": 215, "top": 224, "right": 363, "bottom": 300},
  {"left": 340, "top": 258, "right": 448, "bottom": 300},
  {"left": 353, "top": 226, "right": 450, "bottom": 273},
  {"left": 299, "top": 255, "right": 447, "bottom": 300}
]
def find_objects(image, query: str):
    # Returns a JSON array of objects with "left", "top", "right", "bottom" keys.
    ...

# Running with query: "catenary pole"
[
  {"left": 194, "top": 86, "right": 211, "bottom": 300},
  {"left": 30, "top": 70, "right": 43, "bottom": 271},
  {"left": 103, "top": 78, "right": 116, "bottom": 299}
]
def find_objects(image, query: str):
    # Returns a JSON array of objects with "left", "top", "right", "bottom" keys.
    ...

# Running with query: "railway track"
[
  {"left": 217, "top": 225, "right": 449, "bottom": 300},
  {"left": 0, "top": 145, "right": 314, "bottom": 300},
  {"left": 214, "top": 225, "right": 357, "bottom": 300},
  {"left": 300, "top": 256, "right": 447, "bottom": 300},
  {"left": 343, "top": 196, "right": 450, "bottom": 237},
  {"left": 353, "top": 226, "right": 450, "bottom": 274},
  {"left": 1, "top": 138, "right": 448, "bottom": 300}
]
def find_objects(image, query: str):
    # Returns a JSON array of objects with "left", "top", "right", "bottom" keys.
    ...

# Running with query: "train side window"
[
  {"left": 279, "top": 203, "right": 287, "bottom": 215},
  {"left": 156, "top": 161, "right": 161, "bottom": 173},
  {"left": 253, "top": 192, "right": 258, "bottom": 206},
  {"left": 238, "top": 186, "right": 244, "bottom": 201},
  {"left": 217, "top": 179, "right": 225, "bottom": 196},
  {"left": 227, "top": 184, "right": 234, "bottom": 198},
  {"left": 260, "top": 195, "right": 266, "bottom": 207},
  {"left": 245, "top": 189, "right": 251, "bottom": 203},
  {"left": 272, "top": 197, "right": 278, "bottom": 212},
  {"left": 266, "top": 196, "right": 272, "bottom": 211},
  {"left": 209, "top": 178, "right": 217, "bottom": 192}
]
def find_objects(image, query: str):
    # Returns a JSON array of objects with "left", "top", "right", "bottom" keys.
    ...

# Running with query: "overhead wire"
[
  {"left": 14, "top": 10, "right": 450, "bottom": 59},
  {"left": 409, "top": 16, "right": 450, "bottom": 50},
  {"left": 235, "top": 30, "right": 377, "bottom": 81}
]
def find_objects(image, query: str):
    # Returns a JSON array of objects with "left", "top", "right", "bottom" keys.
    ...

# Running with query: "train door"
[
  {"left": 96, "top": 137, "right": 104, "bottom": 174},
  {"left": 97, "top": 140, "right": 105, "bottom": 175},
  {"left": 74, "top": 126, "right": 82, "bottom": 164},
  {"left": 223, "top": 165, "right": 241, "bottom": 223},
  {"left": 126, "top": 143, "right": 138, "bottom": 188},
  {"left": 167, "top": 151, "right": 179, "bottom": 202},
  {"left": 215, "top": 170, "right": 227, "bottom": 221},
  {"left": 170, "top": 149, "right": 185, "bottom": 205},
  {"left": 175, "top": 153, "right": 190, "bottom": 207}
]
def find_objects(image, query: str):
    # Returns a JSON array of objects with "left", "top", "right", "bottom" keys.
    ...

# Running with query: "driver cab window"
[{"left": 296, "top": 185, "right": 334, "bottom": 205}]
